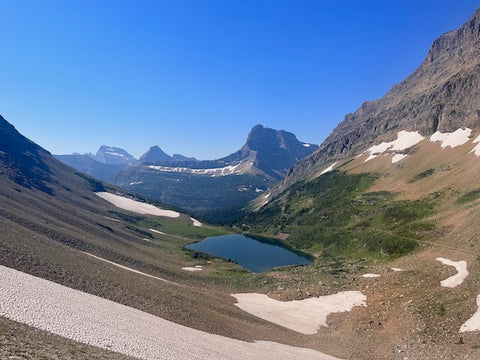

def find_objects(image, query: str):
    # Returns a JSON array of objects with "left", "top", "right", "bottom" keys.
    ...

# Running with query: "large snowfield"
[
  {"left": 96, "top": 192, "right": 180, "bottom": 218},
  {"left": 0, "top": 265, "right": 343, "bottom": 360}
]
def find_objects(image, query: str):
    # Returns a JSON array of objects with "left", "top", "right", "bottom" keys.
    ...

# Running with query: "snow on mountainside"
[
  {"left": 95, "top": 146, "right": 136, "bottom": 165},
  {"left": 110, "top": 125, "right": 318, "bottom": 217},
  {"left": 273, "top": 7, "right": 480, "bottom": 194}
]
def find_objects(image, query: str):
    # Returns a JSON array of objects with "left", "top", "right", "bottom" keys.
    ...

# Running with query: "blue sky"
[{"left": 0, "top": 1, "right": 478, "bottom": 159}]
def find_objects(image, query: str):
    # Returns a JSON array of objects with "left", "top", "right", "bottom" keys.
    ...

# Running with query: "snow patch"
[
  {"left": 0, "top": 265, "right": 342, "bottom": 360},
  {"left": 148, "top": 162, "right": 249, "bottom": 177},
  {"left": 182, "top": 266, "right": 203, "bottom": 272},
  {"left": 190, "top": 217, "right": 202, "bottom": 227},
  {"left": 470, "top": 135, "right": 480, "bottom": 156},
  {"left": 460, "top": 294, "right": 480, "bottom": 332},
  {"left": 430, "top": 128, "right": 472, "bottom": 148},
  {"left": 260, "top": 193, "right": 271, "bottom": 207},
  {"left": 436, "top": 257, "right": 468, "bottom": 288},
  {"left": 320, "top": 162, "right": 338, "bottom": 175},
  {"left": 391, "top": 268, "right": 403, "bottom": 272},
  {"left": 96, "top": 192, "right": 180, "bottom": 218},
  {"left": 232, "top": 291, "right": 367, "bottom": 334},
  {"left": 303, "top": 143, "right": 311, "bottom": 147},
  {"left": 361, "top": 273, "right": 380, "bottom": 278},
  {"left": 391, "top": 154, "right": 408, "bottom": 163},
  {"left": 105, "top": 151, "right": 126, "bottom": 157},
  {"left": 364, "top": 131, "right": 424, "bottom": 162},
  {"left": 149, "top": 228, "right": 166, "bottom": 235}
]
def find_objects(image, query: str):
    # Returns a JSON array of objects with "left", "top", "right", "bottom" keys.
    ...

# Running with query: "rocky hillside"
[{"left": 275, "top": 7, "right": 480, "bottom": 194}]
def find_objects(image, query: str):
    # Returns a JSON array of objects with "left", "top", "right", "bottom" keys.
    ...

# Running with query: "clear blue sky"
[{"left": 0, "top": 1, "right": 478, "bottom": 160}]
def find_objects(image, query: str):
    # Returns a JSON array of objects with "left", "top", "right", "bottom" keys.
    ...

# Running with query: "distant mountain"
[
  {"left": 172, "top": 153, "right": 198, "bottom": 162},
  {"left": 140, "top": 146, "right": 172, "bottom": 162},
  {"left": 56, "top": 145, "right": 199, "bottom": 182},
  {"left": 139, "top": 146, "right": 198, "bottom": 163},
  {"left": 111, "top": 125, "right": 318, "bottom": 219},
  {"left": 54, "top": 154, "right": 128, "bottom": 182},
  {"left": 220, "top": 124, "right": 318, "bottom": 180},
  {"left": 95, "top": 146, "right": 136, "bottom": 165},
  {"left": 54, "top": 145, "right": 135, "bottom": 182}
]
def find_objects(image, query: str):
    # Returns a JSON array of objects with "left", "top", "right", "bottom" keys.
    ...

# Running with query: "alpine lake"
[{"left": 186, "top": 234, "right": 313, "bottom": 273}]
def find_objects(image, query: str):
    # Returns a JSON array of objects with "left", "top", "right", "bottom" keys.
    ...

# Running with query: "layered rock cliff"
[{"left": 276, "top": 7, "right": 480, "bottom": 193}]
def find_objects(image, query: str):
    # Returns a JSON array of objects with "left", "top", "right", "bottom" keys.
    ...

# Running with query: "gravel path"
[{"left": 0, "top": 265, "right": 343, "bottom": 360}]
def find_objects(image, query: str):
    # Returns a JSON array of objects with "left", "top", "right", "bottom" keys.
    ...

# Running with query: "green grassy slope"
[{"left": 242, "top": 171, "right": 436, "bottom": 259}]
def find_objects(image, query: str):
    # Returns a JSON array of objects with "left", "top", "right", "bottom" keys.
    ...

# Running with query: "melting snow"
[
  {"left": 320, "top": 162, "right": 338, "bottom": 175},
  {"left": 105, "top": 151, "right": 126, "bottom": 157},
  {"left": 96, "top": 192, "right": 180, "bottom": 218},
  {"left": 470, "top": 135, "right": 480, "bottom": 156},
  {"left": 190, "top": 217, "right": 202, "bottom": 227},
  {"left": 0, "top": 265, "right": 340, "bottom": 360},
  {"left": 361, "top": 273, "right": 380, "bottom": 278},
  {"left": 232, "top": 291, "right": 367, "bottom": 335},
  {"left": 182, "top": 266, "right": 203, "bottom": 272},
  {"left": 391, "top": 154, "right": 408, "bottom": 163},
  {"left": 148, "top": 162, "right": 247, "bottom": 177},
  {"left": 460, "top": 294, "right": 480, "bottom": 332},
  {"left": 436, "top": 257, "right": 468, "bottom": 288},
  {"left": 364, "top": 131, "right": 424, "bottom": 162},
  {"left": 149, "top": 228, "right": 166, "bottom": 235},
  {"left": 430, "top": 128, "right": 472, "bottom": 148},
  {"left": 391, "top": 268, "right": 403, "bottom": 272}
]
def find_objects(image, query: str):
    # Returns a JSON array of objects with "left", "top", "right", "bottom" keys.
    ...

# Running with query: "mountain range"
[
  {"left": 2, "top": 7, "right": 480, "bottom": 360},
  {"left": 56, "top": 125, "right": 318, "bottom": 218},
  {"left": 0, "top": 113, "right": 326, "bottom": 358}
]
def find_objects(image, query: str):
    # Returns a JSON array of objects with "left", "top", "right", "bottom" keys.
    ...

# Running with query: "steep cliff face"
[
  {"left": 276, "top": 8, "right": 480, "bottom": 193},
  {"left": 223, "top": 125, "right": 319, "bottom": 180}
]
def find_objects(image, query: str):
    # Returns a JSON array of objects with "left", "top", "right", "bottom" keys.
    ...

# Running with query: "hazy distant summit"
[
  {"left": 95, "top": 146, "right": 136, "bottom": 165},
  {"left": 140, "top": 146, "right": 198, "bottom": 163}
]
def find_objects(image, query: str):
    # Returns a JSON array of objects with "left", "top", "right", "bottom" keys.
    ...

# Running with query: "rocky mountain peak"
[
  {"left": 427, "top": 7, "right": 480, "bottom": 64},
  {"left": 272, "top": 7, "right": 480, "bottom": 194},
  {"left": 223, "top": 124, "right": 319, "bottom": 180},
  {"left": 139, "top": 145, "right": 171, "bottom": 162},
  {"left": 95, "top": 146, "right": 136, "bottom": 165}
]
